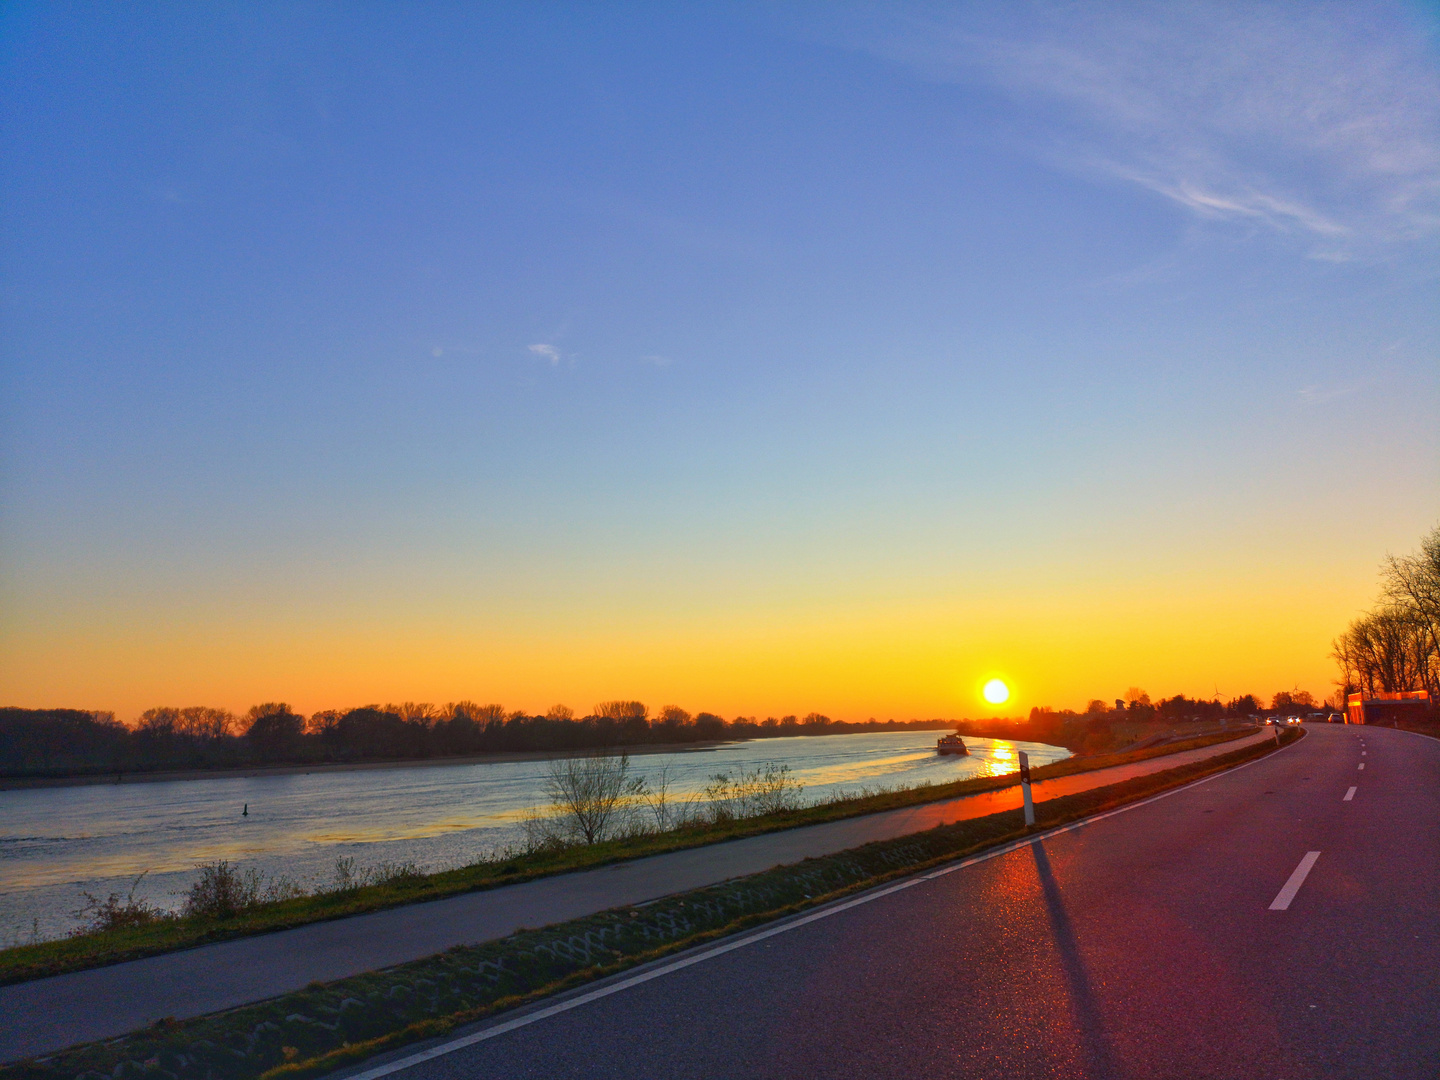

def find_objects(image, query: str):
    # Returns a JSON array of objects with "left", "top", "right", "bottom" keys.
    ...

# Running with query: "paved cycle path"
[{"left": 0, "top": 730, "right": 1269, "bottom": 1061}]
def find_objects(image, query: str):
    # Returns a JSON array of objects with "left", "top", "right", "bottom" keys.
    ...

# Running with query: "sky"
[{"left": 2, "top": 1, "right": 1438, "bottom": 722}]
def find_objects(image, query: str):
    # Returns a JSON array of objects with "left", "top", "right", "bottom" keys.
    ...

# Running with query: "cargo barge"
[{"left": 936, "top": 733, "right": 969, "bottom": 756}]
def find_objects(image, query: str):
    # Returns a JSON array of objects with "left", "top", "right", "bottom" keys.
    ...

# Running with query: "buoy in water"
[{"left": 242, "top": 804, "right": 248, "bottom": 816}]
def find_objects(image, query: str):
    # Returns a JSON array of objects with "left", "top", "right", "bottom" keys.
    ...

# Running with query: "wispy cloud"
[
  {"left": 840, "top": 1, "right": 1440, "bottom": 251},
  {"left": 639, "top": 354, "right": 672, "bottom": 367},
  {"left": 1298, "top": 383, "right": 1358, "bottom": 405},
  {"left": 528, "top": 343, "right": 562, "bottom": 366}
]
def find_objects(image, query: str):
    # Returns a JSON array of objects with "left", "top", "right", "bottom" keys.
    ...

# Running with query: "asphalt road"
[
  {"left": 364, "top": 723, "right": 1440, "bottom": 1080},
  {"left": 0, "top": 731, "right": 1267, "bottom": 1062}
]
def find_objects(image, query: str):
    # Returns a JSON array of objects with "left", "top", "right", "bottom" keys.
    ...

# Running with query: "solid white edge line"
[
  {"left": 1343, "top": 786, "right": 1356, "bottom": 801},
  {"left": 1269, "top": 851, "right": 1321, "bottom": 910},
  {"left": 341, "top": 732, "right": 1300, "bottom": 1080}
]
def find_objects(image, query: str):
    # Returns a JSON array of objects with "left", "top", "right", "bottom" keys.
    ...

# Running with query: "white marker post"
[{"left": 1019, "top": 750, "right": 1035, "bottom": 827}]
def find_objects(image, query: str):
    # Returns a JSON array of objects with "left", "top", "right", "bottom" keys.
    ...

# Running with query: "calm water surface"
[{"left": 0, "top": 730, "right": 1067, "bottom": 943}]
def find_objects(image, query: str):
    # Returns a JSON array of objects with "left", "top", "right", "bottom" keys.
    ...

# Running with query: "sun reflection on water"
[{"left": 975, "top": 742, "right": 1024, "bottom": 778}]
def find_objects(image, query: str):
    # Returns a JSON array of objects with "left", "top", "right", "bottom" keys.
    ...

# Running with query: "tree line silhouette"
[
  {"left": 3, "top": 682, "right": 1308, "bottom": 779},
  {"left": 964, "top": 687, "right": 1296, "bottom": 754},
  {"left": 0, "top": 700, "right": 957, "bottom": 779}
]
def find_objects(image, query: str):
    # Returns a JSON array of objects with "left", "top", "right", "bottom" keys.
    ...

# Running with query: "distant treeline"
[
  {"left": 963, "top": 689, "right": 1315, "bottom": 754},
  {"left": 0, "top": 701, "right": 957, "bottom": 779},
  {"left": 3, "top": 680, "right": 1335, "bottom": 778}
]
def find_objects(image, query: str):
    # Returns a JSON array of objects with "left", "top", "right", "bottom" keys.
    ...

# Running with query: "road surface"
[{"left": 354, "top": 723, "right": 1440, "bottom": 1080}]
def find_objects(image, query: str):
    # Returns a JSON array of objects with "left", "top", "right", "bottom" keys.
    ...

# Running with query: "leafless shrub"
[
  {"left": 519, "top": 808, "right": 573, "bottom": 853},
  {"left": 72, "top": 872, "right": 167, "bottom": 935},
  {"left": 332, "top": 856, "right": 361, "bottom": 891},
  {"left": 183, "top": 861, "right": 258, "bottom": 919},
  {"left": 702, "top": 762, "right": 804, "bottom": 822},
  {"left": 182, "top": 860, "right": 304, "bottom": 919},
  {"left": 636, "top": 762, "right": 681, "bottom": 831},
  {"left": 474, "top": 842, "right": 527, "bottom": 868},
  {"left": 331, "top": 855, "right": 426, "bottom": 892},
  {"left": 268, "top": 876, "right": 306, "bottom": 902},
  {"left": 371, "top": 860, "right": 425, "bottom": 885}
]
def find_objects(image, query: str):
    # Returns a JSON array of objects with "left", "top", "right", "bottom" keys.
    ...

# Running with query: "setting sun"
[{"left": 982, "top": 679, "right": 1011, "bottom": 705}]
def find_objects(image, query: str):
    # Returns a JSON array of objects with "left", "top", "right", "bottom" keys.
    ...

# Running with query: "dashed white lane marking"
[
  {"left": 1343, "top": 787, "right": 1356, "bottom": 801},
  {"left": 1270, "top": 851, "right": 1322, "bottom": 911},
  {"left": 1358, "top": 763, "right": 1365, "bottom": 770},
  {"left": 1361, "top": 751, "right": 1367, "bottom": 756}
]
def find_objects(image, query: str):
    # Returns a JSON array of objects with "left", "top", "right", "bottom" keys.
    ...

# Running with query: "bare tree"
[
  {"left": 141, "top": 704, "right": 232, "bottom": 742},
  {"left": 137, "top": 708, "right": 179, "bottom": 736},
  {"left": 1382, "top": 525, "right": 1440, "bottom": 699},
  {"left": 593, "top": 701, "right": 648, "bottom": 722},
  {"left": 636, "top": 759, "right": 680, "bottom": 830},
  {"left": 544, "top": 752, "right": 643, "bottom": 844},
  {"left": 655, "top": 705, "right": 692, "bottom": 731},
  {"left": 449, "top": 702, "right": 506, "bottom": 725},
  {"left": 244, "top": 703, "right": 305, "bottom": 756},
  {"left": 1333, "top": 604, "right": 1434, "bottom": 697},
  {"left": 390, "top": 702, "right": 441, "bottom": 725},
  {"left": 176, "top": 706, "right": 235, "bottom": 740}
]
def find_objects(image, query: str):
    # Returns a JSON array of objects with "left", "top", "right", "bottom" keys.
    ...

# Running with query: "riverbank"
[
  {"left": 0, "top": 728, "right": 1244, "bottom": 985},
  {"left": 0, "top": 740, "right": 740, "bottom": 791}
]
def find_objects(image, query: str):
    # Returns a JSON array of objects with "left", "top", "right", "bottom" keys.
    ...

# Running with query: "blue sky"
[{"left": 2, "top": 2, "right": 1438, "bottom": 718}]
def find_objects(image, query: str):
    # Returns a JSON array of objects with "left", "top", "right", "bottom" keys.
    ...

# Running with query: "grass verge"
[
  {"left": 0, "top": 727, "right": 1251, "bottom": 985},
  {"left": 0, "top": 728, "right": 1298, "bottom": 1080},
  {"left": 1392, "top": 719, "right": 1440, "bottom": 741}
]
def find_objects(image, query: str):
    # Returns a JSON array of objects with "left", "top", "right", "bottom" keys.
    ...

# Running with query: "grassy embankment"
[
  {"left": 1392, "top": 718, "right": 1440, "bottom": 740},
  {"left": 0, "top": 727, "right": 1299, "bottom": 1080},
  {"left": 0, "top": 728, "right": 1252, "bottom": 985}
]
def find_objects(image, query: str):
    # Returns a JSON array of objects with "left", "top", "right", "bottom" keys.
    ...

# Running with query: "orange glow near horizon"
[{"left": 0, "top": 553, "right": 1366, "bottom": 723}]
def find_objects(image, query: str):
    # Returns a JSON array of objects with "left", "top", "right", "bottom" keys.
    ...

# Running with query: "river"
[{"left": 0, "top": 730, "right": 1068, "bottom": 944}]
